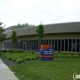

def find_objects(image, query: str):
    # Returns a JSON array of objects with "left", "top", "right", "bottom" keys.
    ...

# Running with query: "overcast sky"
[{"left": 0, "top": 0, "right": 80, "bottom": 27}]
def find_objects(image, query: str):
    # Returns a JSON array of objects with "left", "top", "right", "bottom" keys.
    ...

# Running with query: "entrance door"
[{"left": 23, "top": 42, "right": 26, "bottom": 50}]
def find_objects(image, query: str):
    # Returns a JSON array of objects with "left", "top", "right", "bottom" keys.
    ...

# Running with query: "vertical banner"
[{"left": 40, "top": 45, "right": 54, "bottom": 61}]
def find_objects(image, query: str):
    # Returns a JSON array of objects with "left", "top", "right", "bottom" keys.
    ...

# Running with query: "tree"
[
  {"left": 0, "top": 22, "right": 7, "bottom": 42},
  {"left": 17, "top": 23, "right": 35, "bottom": 27},
  {"left": 36, "top": 23, "right": 45, "bottom": 51},
  {"left": 0, "top": 22, "right": 7, "bottom": 50},
  {"left": 25, "top": 23, "right": 28, "bottom": 26},
  {"left": 11, "top": 30, "right": 18, "bottom": 49},
  {"left": 17, "top": 23, "right": 21, "bottom": 26}
]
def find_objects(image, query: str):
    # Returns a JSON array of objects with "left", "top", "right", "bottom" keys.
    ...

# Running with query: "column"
[
  {"left": 67, "top": 39, "right": 69, "bottom": 51},
  {"left": 44, "top": 39, "right": 45, "bottom": 45},
  {"left": 36, "top": 40, "right": 38, "bottom": 51},
  {"left": 75, "top": 39, "right": 77, "bottom": 52},
  {"left": 71, "top": 39, "right": 73, "bottom": 52},
  {"left": 54, "top": 39, "right": 55, "bottom": 51},
  {"left": 51, "top": 39, "right": 52, "bottom": 46},
  {"left": 43, "top": 39, "right": 44, "bottom": 45},
  {"left": 57, "top": 39, "right": 58, "bottom": 52},
  {"left": 79, "top": 39, "right": 80, "bottom": 52},
  {"left": 29, "top": 40, "right": 30, "bottom": 51},
  {"left": 28, "top": 40, "right": 29, "bottom": 51},
  {"left": 47, "top": 39, "right": 48, "bottom": 45},
  {"left": 64, "top": 39, "right": 65, "bottom": 51},
  {"left": 60, "top": 39, "right": 62, "bottom": 52}
]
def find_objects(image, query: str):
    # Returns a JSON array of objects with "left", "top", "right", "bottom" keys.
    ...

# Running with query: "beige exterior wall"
[
  {"left": 4, "top": 32, "right": 80, "bottom": 41},
  {"left": 18, "top": 32, "right": 80, "bottom": 40},
  {"left": 45, "top": 32, "right": 80, "bottom": 39}
]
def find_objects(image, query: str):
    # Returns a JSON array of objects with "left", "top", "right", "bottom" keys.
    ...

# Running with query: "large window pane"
[
  {"left": 77, "top": 39, "right": 79, "bottom": 52},
  {"left": 44, "top": 40, "right": 45, "bottom": 45},
  {"left": 58, "top": 39, "right": 60, "bottom": 51},
  {"left": 62, "top": 39, "right": 64, "bottom": 51},
  {"left": 46, "top": 39, "right": 48, "bottom": 45},
  {"left": 52, "top": 39, "right": 55, "bottom": 51},
  {"left": 49, "top": 39, "right": 51, "bottom": 45},
  {"left": 65, "top": 39, "right": 68, "bottom": 51},
  {"left": 69, "top": 39, "right": 71, "bottom": 51},
  {"left": 55, "top": 39, "right": 57, "bottom": 51}
]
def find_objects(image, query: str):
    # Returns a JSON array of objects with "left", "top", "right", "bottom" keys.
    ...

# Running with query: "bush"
[
  {"left": 61, "top": 52, "right": 70, "bottom": 55},
  {"left": 70, "top": 55, "right": 75, "bottom": 58},
  {"left": 53, "top": 51, "right": 80, "bottom": 58},
  {"left": 16, "top": 50, "right": 25, "bottom": 53},
  {"left": 26, "top": 58, "right": 30, "bottom": 61},
  {"left": 8, "top": 50, "right": 13, "bottom": 53},
  {"left": 65, "top": 55, "right": 71, "bottom": 58},
  {"left": 0, "top": 51, "right": 39, "bottom": 63},
  {"left": 12, "top": 57, "right": 17, "bottom": 61},
  {"left": 16, "top": 59, "right": 24, "bottom": 63},
  {"left": 31, "top": 51, "right": 35, "bottom": 54},
  {"left": 36, "top": 56, "right": 39, "bottom": 59},
  {"left": 6, "top": 56, "right": 12, "bottom": 60},
  {"left": 53, "top": 52, "right": 58, "bottom": 55},
  {"left": 60, "top": 55, "right": 66, "bottom": 58},
  {"left": 54, "top": 55, "right": 59, "bottom": 58},
  {"left": 1, "top": 50, "right": 7, "bottom": 52},
  {"left": 70, "top": 52, "right": 75, "bottom": 55},
  {"left": 30, "top": 57, "right": 36, "bottom": 60},
  {"left": 77, "top": 52, "right": 80, "bottom": 56}
]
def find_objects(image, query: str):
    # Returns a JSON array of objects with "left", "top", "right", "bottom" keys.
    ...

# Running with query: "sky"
[{"left": 0, "top": 0, "right": 80, "bottom": 27}]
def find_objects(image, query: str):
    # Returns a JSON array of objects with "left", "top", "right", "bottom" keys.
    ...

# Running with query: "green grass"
[
  {"left": 10, "top": 58, "right": 80, "bottom": 80},
  {"left": 1, "top": 51, "right": 80, "bottom": 80}
]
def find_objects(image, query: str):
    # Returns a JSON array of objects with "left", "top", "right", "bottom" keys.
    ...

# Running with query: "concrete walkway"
[{"left": 0, "top": 59, "right": 19, "bottom": 80}]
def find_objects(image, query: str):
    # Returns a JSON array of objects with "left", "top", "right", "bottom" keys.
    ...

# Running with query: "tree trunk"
[
  {"left": 38, "top": 40, "right": 41, "bottom": 52},
  {"left": 13, "top": 44, "right": 15, "bottom": 50}
]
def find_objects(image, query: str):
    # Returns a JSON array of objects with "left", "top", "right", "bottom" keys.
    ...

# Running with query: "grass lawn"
[{"left": 10, "top": 58, "right": 80, "bottom": 80}]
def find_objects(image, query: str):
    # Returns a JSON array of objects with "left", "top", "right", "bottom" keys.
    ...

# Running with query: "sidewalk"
[{"left": 0, "top": 58, "right": 19, "bottom": 80}]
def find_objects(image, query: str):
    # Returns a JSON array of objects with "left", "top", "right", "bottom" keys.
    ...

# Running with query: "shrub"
[
  {"left": 53, "top": 52, "right": 58, "bottom": 55},
  {"left": 31, "top": 51, "right": 35, "bottom": 54},
  {"left": 61, "top": 52, "right": 70, "bottom": 55},
  {"left": 26, "top": 58, "right": 30, "bottom": 61},
  {"left": 60, "top": 55, "right": 66, "bottom": 58},
  {"left": 6, "top": 56, "right": 12, "bottom": 60},
  {"left": 36, "top": 56, "right": 39, "bottom": 59},
  {"left": 30, "top": 57, "right": 36, "bottom": 60},
  {"left": 16, "top": 50, "right": 25, "bottom": 53},
  {"left": 12, "top": 57, "right": 17, "bottom": 61},
  {"left": 65, "top": 55, "right": 70, "bottom": 58},
  {"left": 8, "top": 50, "right": 13, "bottom": 53},
  {"left": 16, "top": 59, "right": 24, "bottom": 63},
  {"left": 77, "top": 52, "right": 80, "bottom": 56},
  {"left": 70, "top": 55, "right": 75, "bottom": 58},
  {"left": 54, "top": 55, "right": 59, "bottom": 58},
  {"left": 70, "top": 52, "right": 75, "bottom": 55},
  {"left": 2, "top": 50, "right": 7, "bottom": 52}
]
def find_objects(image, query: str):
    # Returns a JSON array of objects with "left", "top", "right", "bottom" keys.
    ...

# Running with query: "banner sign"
[{"left": 40, "top": 45, "right": 54, "bottom": 61}]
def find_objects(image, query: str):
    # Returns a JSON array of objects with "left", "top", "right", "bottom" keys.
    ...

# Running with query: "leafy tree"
[
  {"left": 17, "top": 23, "right": 35, "bottom": 27},
  {"left": 36, "top": 23, "right": 45, "bottom": 51},
  {"left": 0, "top": 22, "right": 7, "bottom": 42},
  {"left": 17, "top": 23, "right": 21, "bottom": 26},
  {"left": 22, "top": 24, "right": 25, "bottom": 26},
  {"left": 25, "top": 23, "right": 28, "bottom": 26},
  {"left": 11, "top": 30, "right": 18, "bottom": 49}
]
